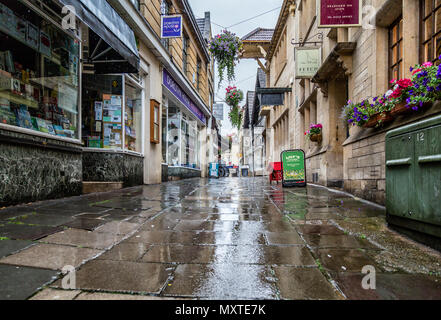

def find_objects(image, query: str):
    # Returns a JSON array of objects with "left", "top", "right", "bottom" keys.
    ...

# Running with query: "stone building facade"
[{"left": 257, "top": 0, "right": 441, "bottom": 206}]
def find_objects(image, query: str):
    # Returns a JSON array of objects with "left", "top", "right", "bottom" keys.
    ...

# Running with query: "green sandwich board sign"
[{"left": 281, "top": 150, "right": 307, "bottom": 187}]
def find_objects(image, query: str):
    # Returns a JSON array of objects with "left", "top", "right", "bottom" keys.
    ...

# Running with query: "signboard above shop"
[
  {"left": 161, "top": 15, "right": 183, "bottom": 38},
  {"left": 319, "top": 0, "right": 362, "bottom": 28},
  {"left": 295, "top": 47, "right": 321, "bottom": 79}
]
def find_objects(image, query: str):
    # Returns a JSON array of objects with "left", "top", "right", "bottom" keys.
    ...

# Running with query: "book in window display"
[
  {"left": 40, "top": 31, "right": 51, "bottom": 57},
  {"left": 26, "top": 22, "right": 39, "bottom": 50}
]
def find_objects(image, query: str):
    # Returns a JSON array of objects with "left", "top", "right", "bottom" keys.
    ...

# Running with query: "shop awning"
[{"left": 59, "top": 0, "right": 140, "bottom": 74}]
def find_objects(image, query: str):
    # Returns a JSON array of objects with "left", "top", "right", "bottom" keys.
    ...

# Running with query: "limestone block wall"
[{"left": 344, "top": 133, "right": 386, "bottom": 205}]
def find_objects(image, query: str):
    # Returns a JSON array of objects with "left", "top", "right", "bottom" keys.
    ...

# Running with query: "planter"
[
  {"left": 363, "top": 112, "right": 394, "bottom": 128},
  {"left": 390, "top": 102, "right": 411, "bottom": 117},
  {"left": 310, "top": 133, "right": 322, "bottom": 143}
]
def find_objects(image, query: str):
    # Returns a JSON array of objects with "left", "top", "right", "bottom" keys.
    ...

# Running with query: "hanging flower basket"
[
  {"left": 225, "top": 86, "right": 244, "bottom": 129},
  {"left": 310, "top": 133, "right": 323, "bottom": 143},
  {"left": 305, "top": 124, "right": 323, "bottom": 143},
  {"left": 208, "top": 30, "right": 243, "bottom": 86}
]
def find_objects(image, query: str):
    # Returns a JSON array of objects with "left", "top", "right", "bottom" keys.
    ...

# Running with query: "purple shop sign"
[
  {"left": 163, "top": 69, "right": 207, "bottom": 125},
  {"left": 161, "top": 15, "right": 183, "bottom": 38},
  {"left": 319, "top": 0, "right": 362, "bottom": 28}
]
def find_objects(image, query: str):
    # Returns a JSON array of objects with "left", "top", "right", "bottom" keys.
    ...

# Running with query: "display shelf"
[{"left": 0, "top": 91, "right": 38, "bottom": 109}]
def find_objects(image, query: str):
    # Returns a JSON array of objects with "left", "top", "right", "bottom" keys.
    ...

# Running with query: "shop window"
[
  {"left": 130, "top": 0, "right": 140, "bottom": 11},
  {"left": 0, "top": 0, "right": 80, "bottom": 139},
  {"left": 180, "top": 113, "right": 200, "bottom": 169},
  {"left": 161, "top": 99, "right": 168, "bottom": 162},
  {"left": 167, "top": 102, "right": 181, "bottom": 166},
  {"left": 150, "top": 99, "right": 160, "bottom": 144},
  {"left": 389, "top": 17, "right": 403, "bottom": 81},
  {"left": 82, "top": 75, "right": 143, "bottom": 153},
  {"left": 82, "top": 75, "right": 123, "bottom": 149},
  {"left": 421, "top": 0, "right": 441, "bottom": 63},
  {"left": 125, "top": 80, "right": 143, "bottom": 152}
]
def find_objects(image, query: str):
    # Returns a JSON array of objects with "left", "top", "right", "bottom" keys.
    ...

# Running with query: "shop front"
[
  {"left": 162, "top": 68, "right": 206, "bottom": 180},
  {"left": 0, "top": 0, "right": 82, "bottom": 205},
  {"left": 61, "top": 0, "right": 143, "bottom": 189},
  {"left": 0, "top": 0, "right": 141, "bottom": 205}
]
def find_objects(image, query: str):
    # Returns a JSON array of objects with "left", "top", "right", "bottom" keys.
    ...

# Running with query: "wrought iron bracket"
[{"left": 291, "top": 32, "right": 323, "bottom": 47}]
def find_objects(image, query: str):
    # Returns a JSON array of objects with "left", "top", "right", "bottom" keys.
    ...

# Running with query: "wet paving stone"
[
  {"left": 141, "top": 245, "right": 216, "bottom": 264},
  {"left": 333, "top": 272, "right": 441, "bottom": 300},
  {"left": 40, "top": 229, "right": 124, "bottom": 250},
  {"left": 303, "top": 234, "right": 379, "bottom": 249},
  {"left": 94, "top": 221, "right": 140, "bottom": 235},
  {"left": 0, "top": 243, "right": 102, "bottom": 270},
  {"left": 3, "top": 213, "right": 73, "bottom": 227},
  {"left": 62, "top": 218, "right": 106, "bottom": 231},
  {"left": 97, "top": 242, "right": 150, "bottom": 262},
  {"left": 0, "top": 224, "right": 63, "bottom": 241},
  {"left": 53, "top": 260, "right": 172, "bottom": 294},
  {"left": 296, "top": 224, "right": 345, "bottom": 235},
  {"left": 0, "top": 264, "right": 58, "bottom": 300},
  {"left": 265, "top": 232, "right": 304, "bottom": 245},
  {"left": 174, "top": 220, "right": 215, "bottom": 231},
  {"left": 128, "top": 231, "right": 196, "bottom": 245},
  {"left": 163, "top": 263, "right": 278, "bottom": 299},
  {"left": 0, "top": 240, "right": 34, "bottom": 258},
  {"left": 0, "top": 207, "right": 37, "bottom": 221},
  {"left": 75, "top": 292, "right": 186, "bottom": 300},
  {"left": 274, "top": 266, "right": 341, "bottom": 300},
  {"left": 313, "top": 249, "right": 383, "bottom": 272},
  {"left": 30, "top": 288, "right": 81, "bottom": 300},
  {"left": 194, "top": 231, "right": 266, "bottom": 246}
]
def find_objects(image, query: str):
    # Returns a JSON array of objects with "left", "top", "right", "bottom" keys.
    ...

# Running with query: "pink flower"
[{"left": 423, "top": 62, "right": 433, "bottom": 68}]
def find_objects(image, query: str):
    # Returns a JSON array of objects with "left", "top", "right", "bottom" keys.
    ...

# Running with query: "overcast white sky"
[{"left": 188, "top": 0, "right": 284, "bottom": 135}]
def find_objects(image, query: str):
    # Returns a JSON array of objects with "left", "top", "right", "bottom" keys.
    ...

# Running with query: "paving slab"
[
  {"left": 127, "top": 231, "right": 196, "bottom": 245},
  {"left": 40, "top": 229, "right": 124, "bottom": 250},
  {"left": 274, "top": 266, "right": 341, "bottom": 300},
  {"left": 0, "top": 240, "right": 34, "bottom": 258},
  {"left": 0, "top": 224, "right": 63, "bottom": 241},
  {"left": 97, "top": 242, "right": 150, "bottom": 262},
  {"left": 75, "top": 292, "right": 187, "bottom": 300},
  {"left": 265, "top": 232, "right": 304, "bottom": 245},
  {"left": 141, "top": 245, "right": 215, "bottom": 264},
  {"left": 174, "top": 220, "right": 215, "bottom": 231},
  {"left": 296, "top": 224, "right": 345, "bottom": 235},
  {"left": 94, "top": 221, "right": 140, "bottom": 235},
  {"left": 332, "top": 272, "right": 441, "bottom": 300},
  {"left": 5, "top": 213, "right": 74, "bottom": 227},
  {"left": 0, "top": 243, "right": 102, "bottom": 270},
  {"left": 52, "top": 260, "right": 172, "bottom": 294},
  {"left": 302, "top": 234, "right": 379, "bottom": 249},
  {"left": 62, "top": 218, "right": 106, "bottom": 231},
  {"left": 30, "top": 288, "right": 81, "bottom": 300},
  {"left": 313, "top": 248, "right": 383, "bottom": 273},
  {"left": 163, "top": 263, "right": 278, "bottom": 299},
  {"left": 193, "top": 231, "right": 266, "bottom": 245},
  {"left": 0, "top": 264, "right": 58, "bottom": 300}
]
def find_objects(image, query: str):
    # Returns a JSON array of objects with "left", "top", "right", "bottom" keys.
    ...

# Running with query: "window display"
[
  {"left": 0, "top": 0, "right": 80, "bottom": 139},
  {"left": 82, "top": 74, "right": 143, "bottom": 153},
  {"left": 125, "top": 81, "right": 142, "bottom": 152}
]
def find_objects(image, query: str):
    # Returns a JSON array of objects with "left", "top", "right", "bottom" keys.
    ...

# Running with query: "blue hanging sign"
[{"left": 161, "top": 15, "right": 183, "bottom": 38}]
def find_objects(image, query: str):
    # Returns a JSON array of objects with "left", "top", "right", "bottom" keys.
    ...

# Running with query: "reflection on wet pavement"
[{"left": 0, "top": 177, "right": 440, "bottom": 300}]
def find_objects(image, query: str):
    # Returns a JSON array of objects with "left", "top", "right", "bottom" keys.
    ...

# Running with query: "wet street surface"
[{"left": 0, "top": 178, "right": 441, "bottom": 300}]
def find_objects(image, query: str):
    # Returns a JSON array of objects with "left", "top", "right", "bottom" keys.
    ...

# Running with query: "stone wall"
[
  {"left": 0, "top": 129, "right": 82, "bottom": 206},
  {"left": 168, "top": 166, "right": 202, "bottom": 180},
  {"left": 82, "top": 151, "right": 144, "bottom": 187}
]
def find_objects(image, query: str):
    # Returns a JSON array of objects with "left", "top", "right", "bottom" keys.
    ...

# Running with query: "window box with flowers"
[
  {"left": 305, "top": 124, "right": 323, "bottom": 143},
  {"left": 342, "top": 56, "right": 441, "bottom": 128}
]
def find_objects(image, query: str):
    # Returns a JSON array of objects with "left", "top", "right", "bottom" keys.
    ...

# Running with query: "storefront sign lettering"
[
  {"left": 295, "top": 47, "right": 321, "bottom": 79},
  {"left": 319, "top": 0, "right": 362, "bottom": 28},
  {"left": 163, "top": 69, "right": 206, "bottom": 125}
]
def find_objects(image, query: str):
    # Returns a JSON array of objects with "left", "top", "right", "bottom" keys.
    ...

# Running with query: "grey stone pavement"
[{"left": 0, "top": 177, "right": 440, "bottom": 300}]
